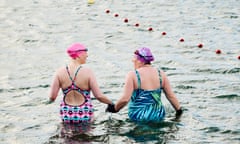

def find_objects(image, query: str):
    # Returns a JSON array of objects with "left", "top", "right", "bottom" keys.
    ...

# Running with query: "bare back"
[
  {"left": 58, "top": 65, "right": 90, "bottom": 106},
  {"left": 134, "top": 67, "right": 161, "bottom": 90}
]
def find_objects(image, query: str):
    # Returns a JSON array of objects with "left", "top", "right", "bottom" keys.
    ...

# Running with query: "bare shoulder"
[
  {"left": 78, "top": 66, "right": 95, "bottom": 79},
  {"left": 158, "top": 69, "right": 169, "bottom": 88},
  {"left": 126, "top": 70, "right": 136, "bottom": 79},
  {"left": 80, "top": 66, "right": 93, "bottom": 74},
  {"left": 157, "top": 69, "right": 166, "bottom": 77},
  {"left": 55, "top": 66, "right": 66, "bottom": 76}
]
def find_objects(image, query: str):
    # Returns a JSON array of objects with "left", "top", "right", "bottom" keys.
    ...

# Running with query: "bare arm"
[
  {"left": 161, "top": 71, "right": 181, "bottom": 111},
  {"left": 114, "top": 71, "right": 135, "bottom": 111},
  {"left": 89, "top": 69, "right": 112, "bottom": 105},
  {"left": 49, "top": 72, "right": 61, "bottom": 102}
]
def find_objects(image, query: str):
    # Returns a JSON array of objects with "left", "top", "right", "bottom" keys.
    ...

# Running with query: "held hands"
[
  {"left": 106, "top": 103, "right": 118, "bottom": 113},
  {"left": 175, "top": 107, "right": 183, "bottom": 118}
]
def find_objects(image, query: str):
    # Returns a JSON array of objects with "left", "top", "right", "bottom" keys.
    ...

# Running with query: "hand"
[
  {"left": 175, "top": 107, "right": 183, "bottom": 118},
  {"left": 106, "top": 104, "right": 118, "bottom": 113},
  {"left": 44, "top": 99, "right": 54, "bottom": 105}
]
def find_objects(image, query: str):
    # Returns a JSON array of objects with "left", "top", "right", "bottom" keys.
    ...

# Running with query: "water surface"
[{"left": 0, "top": 0, "right": 239, "bottom": 143}]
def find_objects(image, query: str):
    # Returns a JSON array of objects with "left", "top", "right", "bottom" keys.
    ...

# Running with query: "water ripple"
[
  {"left": 176, "top": 85, "right": 196, "bottom": 89},
  {"left": 201, "top": 126, "right": 221, "bottom": 133},
  {"left": 1, "top": 0, "right": 240, "bottom": 143},
  {"left": 193, "top": 67, "right": 240, "bottom": 74},
  {"left": 0, "top": 84, "right": 49, "bottom": 93},
  {"left": 214, "top": 94, "right": 239, "bottom": 100}
]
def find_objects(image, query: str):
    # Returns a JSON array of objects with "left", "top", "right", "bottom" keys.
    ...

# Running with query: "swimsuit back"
[
  {"left": 60, "top": 65, "right": 93, "bottom": 123},
  {"left": 128, "top": 69, "right": 165, "bottom": 122}
]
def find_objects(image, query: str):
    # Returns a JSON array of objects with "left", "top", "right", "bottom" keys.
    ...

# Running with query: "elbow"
[
  {"left": 49, "top": 92, "right": 58, "bottom": 102},
  {"left": 122, "top": 99, "right": 129, "bottom": 105},
  {"left": 164, "top": 90, "right": 175, "bottom": 99},
  {"left": 116, "top": 99, "right": 129, "bottom": 111},
  {"left": 119, "top": 98, "right": 129, "bottom": 106},
  {"left": 49, "top": 97, "right": 56, "bottom": 102},
  {"left": 95, "top": 95, "right": 104, "bottom": 101}
]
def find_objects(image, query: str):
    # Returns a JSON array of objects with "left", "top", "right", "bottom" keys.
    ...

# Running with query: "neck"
[
  {"left": 136, "top": 63, "right": 151, "bottom": 69},
  {"left": 71, "top": 59, "right": 84, "bottom": 65},
  {"left": 142, "top": 63, "right": 151, "bottom": 67}
]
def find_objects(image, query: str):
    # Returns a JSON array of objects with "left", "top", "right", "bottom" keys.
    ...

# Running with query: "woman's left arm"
[
  {"left": 114, "top": 71, "right": 135, "bottom": 111},
  {"left": 161, "top": 71, "right": 181, "bottom": 111}
]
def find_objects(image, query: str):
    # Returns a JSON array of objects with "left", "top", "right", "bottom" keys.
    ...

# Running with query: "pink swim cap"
[
  {"left": 67, "top": 43, "right": 87, "bottom": 59},
  {"left": 134, "top": 47, "right": 154, "bottom": 63}
]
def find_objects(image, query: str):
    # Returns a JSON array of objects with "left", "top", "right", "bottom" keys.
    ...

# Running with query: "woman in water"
[
  {"left": 49, "top": 43, "right": 113, "bottom": 124},
  {"left": 106, "top": 47, "right": 183, "bottom": 122}
]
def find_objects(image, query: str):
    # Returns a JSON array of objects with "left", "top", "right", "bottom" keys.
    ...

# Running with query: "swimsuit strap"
[
  {"left": 135, "top": 69, "right": 162, "bottom": 89},
  {"left": 66, "top": 65, "right": 82, "bottom": 83},
  {"left": 158, "top": 69, "right": 162, "bottom": 89},
  {"left": 135, "top": 70, "right": 141, "bottom": 89},
  {"left": 73, "top": 65, "right": 82, "bottom": 81}
]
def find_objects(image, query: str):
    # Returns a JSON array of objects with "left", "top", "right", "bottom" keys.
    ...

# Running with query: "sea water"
[{"left": 0, "top": 0, "right": 239, "bottom": 143}]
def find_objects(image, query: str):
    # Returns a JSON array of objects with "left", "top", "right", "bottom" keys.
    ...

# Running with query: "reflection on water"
[
  {"left": 47, "top": 116, "right": 183, "bottom": 144},
  {"left": 48, "top": 123, "right": 107, "bottom": 144},
  {"left": 0, "top": 0, "right": 239, "bottom": 143},
  {"left": 120, "top": 120, "right": 181, "bottom": 143}
]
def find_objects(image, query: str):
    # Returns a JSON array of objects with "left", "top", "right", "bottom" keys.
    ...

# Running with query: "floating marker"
[
  {"left": 148, "top": 27, "right": 153, "bottom": 31},
  {"left": 179, "top": 38, "right": 184, "bottom": 42},
  {"left": 216, "top": 49, "right": 222, "bottom": 54},
  {"left": 135, "top": 23, "right": 139, "bottom": 27},
  {"left": 103, "top": 6, "right": 238, "bottom": 61},
  {"left": 198, "top": 43, "right": 203, "bottom": 48},
  {"left": 162, "top": 32, "right": 167, "bottom": 35},
  {"left": 88, "top": 0, "right": 95, "bottom": 4},
  {"left": 105, "top": 9, "right": 110, "bottom": 13}
]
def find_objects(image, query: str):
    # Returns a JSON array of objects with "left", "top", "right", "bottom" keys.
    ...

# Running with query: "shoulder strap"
[
  {"left": 158, "top": 69, "right": 162, "bottom": 89},
  {"left": 73, "top": 65, "right": 82, "bottom": 81},
  {"left": 66, "top": 65, "right": 73, "bottom": 81},
  {"left": 135, "top": 70, "right": 141, "bottom": 89},
  {"left": 66, "top": 65, "right": 82, "bottom": 82}
]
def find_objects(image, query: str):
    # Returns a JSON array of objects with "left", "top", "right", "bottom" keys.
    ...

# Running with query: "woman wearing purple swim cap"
[
  {"left": 106, "top": 47, "right": 183, "bottom": 122},
  {"left": 49, "top": 43, "right": 113, "bottom": 125}
]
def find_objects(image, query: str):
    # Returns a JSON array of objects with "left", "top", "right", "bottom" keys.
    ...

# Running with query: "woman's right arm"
[{"left": 49, "top": 72, "right": 61, "bottom": 102}]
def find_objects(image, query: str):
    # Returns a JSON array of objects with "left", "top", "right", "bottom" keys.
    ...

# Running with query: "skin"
[
  {"left": 49, "top": 50, "right": 113, "bottom": 105},
  {"left": 114, "top": 54, "right": 181, "bottom": 112}
]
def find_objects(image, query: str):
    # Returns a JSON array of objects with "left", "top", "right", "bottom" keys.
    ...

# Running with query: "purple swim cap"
[
  {"left": 67, "top": 43, "right": 88, "bottom": 59},
  {"left": 134, "top": 47, "right": 154, "bottom": 63}
]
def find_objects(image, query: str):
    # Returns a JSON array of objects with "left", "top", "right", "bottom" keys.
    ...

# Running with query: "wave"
[
  {"left": 0, "top": 84, "right": 49, "bottom": 93},
  {"left": 193, "top": 67, "right": 240, "bottom": 74},
  {"left": 214, "top": 94, "right": 239, "bottom": 100}
]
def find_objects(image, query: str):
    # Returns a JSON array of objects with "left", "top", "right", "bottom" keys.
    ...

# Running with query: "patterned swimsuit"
[
  {"left": 60, "top": 66, "right": 94, "bottom": 123},
  {"left": 128, "top": 70, "right": 165, "bottom": 122}
]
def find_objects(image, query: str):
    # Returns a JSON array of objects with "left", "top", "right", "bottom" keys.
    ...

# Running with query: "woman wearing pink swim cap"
[
  {"left": 106, "top": 47, "right": 183, "bottom": 122},
  {"left": 49, "top": 43, "right": 113, "bottom": 125}
]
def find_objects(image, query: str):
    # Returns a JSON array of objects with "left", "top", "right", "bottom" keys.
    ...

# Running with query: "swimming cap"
[
  {"left": 134, "top": 47, "right": 154, "bottom": 63},
  {"left": 67, "top": 43, "right": 87, "bottom": 59}
]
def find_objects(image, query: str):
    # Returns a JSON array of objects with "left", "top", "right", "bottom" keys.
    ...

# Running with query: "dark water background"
[{"left": 0, "top": 0, "right": 239, "bottom": 143}]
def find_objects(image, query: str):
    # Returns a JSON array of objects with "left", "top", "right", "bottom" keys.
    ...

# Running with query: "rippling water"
[{"left": 0, "top": 0, "right": 239, "bottom": 143}]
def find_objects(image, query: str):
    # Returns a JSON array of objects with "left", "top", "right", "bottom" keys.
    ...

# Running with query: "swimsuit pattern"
[
  {"left": 128, "top": 69, "right": 165, "bottom": 122},
  {"left": 60, "top": 65, "right": 94, "bottom": 123}
]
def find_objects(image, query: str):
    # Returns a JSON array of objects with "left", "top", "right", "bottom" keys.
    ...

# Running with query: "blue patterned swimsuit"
[{"left": 128, "top": 70, "right": 165, "bottom": 122}]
